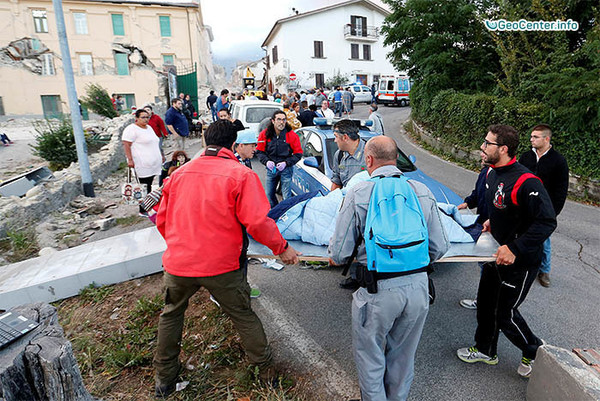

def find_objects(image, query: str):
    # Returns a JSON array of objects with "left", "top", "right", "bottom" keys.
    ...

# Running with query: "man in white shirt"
[{"left": 316, "top": 100, "right": 334, "bottom": 119}]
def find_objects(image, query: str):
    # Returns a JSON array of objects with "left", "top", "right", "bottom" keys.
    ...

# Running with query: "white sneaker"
[
  {"left": 457, "top": 346, "right": 498, "bottom": 365},
  {"left": 517, "top": 357, "right": 534, "bottom": 378},
  {"left": 209, "top": 295, "right": 220, "bottom": 307},
  {"left": 459, "top": 299, "right": 477, "bottom": 309}
]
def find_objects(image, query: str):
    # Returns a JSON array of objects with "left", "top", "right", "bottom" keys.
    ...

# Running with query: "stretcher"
[{"left": 248, "top": 232, "right": 499, "bottom": 263}]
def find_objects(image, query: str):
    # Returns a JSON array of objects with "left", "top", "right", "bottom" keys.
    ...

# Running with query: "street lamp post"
[{"left": 52, "top": 0, "right": 95, "bottom": 197}]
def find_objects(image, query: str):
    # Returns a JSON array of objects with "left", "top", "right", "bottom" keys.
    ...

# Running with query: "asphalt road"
[{"left": 247, "top": 104, "right": 600, "bottom": 400}]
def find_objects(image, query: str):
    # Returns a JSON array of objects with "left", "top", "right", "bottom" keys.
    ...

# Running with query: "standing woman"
[{"left": 122, "top": 109, "right": 164, "bottom": 194}]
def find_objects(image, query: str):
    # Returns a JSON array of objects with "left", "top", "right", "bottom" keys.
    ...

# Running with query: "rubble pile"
[{"left": 0, "top": 114, "right": 134, "bottom": 238}]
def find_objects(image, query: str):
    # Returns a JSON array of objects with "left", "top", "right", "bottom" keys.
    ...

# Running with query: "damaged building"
[{"left": 0, "top": 0, "right": 216, "bottom": 117}]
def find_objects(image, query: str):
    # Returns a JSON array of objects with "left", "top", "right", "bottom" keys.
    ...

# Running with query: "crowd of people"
[{"left": 117, "top": 86, "right": 568, "bottom": 400}]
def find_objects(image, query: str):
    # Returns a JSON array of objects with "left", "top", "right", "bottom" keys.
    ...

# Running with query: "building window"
[
  {"left": 363, "top": 44, "right": 371, "bottom": 61},
  {"left": 73, "top": 12, "right": 88, "bottom": 34},
  {"left": 114, "top": 53, "right": 129, "bottom": 75},
  {"left": 111, "top": 14, "right": 124, "bottom": 36},
  {"left": 351, "top": 15, "right": 367, "bottom": 36},
  {"left": 272, "top": 46, "right": 278, "bottom": 64},
  {"left": 313, "top": 41, "right": 324, "bottom": 58},
  {"left": 41, "top": 95, "right": 62, "bottom": 118},
  {"left": 159, "top": 16, "right": 171, "bottom": 37},
  {"left": 162, "top": 54, "right": 174, "bottom": 65},
  {"left": 33, "top": 10, "right": 48, "bottom": 33},
  {"left": 315, "top": 73, "right": 324, "bottom": 88},
  {"left": 31, "top": 38, "right": 41, "bottom": 51},
  {"left": 351, "top": 44, "right": 359, "bottom": 59},
  {"left": 41, "top": 54, "right": 55, "bottom": 75},
  {"left": 117, "top": 93, "right": 136, "bottom": 109},
  {"left": 79, "top": 54, "right": 93, "bottom": 75}
]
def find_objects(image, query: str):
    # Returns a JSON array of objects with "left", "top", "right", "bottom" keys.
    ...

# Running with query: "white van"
[
  {"left": 229, "top": 100, "right": 283, "bottom": 135},
  {"left": 376, "top": 76, "right": 411, "bottom": 106}
]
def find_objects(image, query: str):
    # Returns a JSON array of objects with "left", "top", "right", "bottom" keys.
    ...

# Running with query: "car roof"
[
  {"left": 300, "top": 120, "right": 377, "bottom": 139},
  {"left": 230, "top": 100, "right": 282, "bottom": 107}
]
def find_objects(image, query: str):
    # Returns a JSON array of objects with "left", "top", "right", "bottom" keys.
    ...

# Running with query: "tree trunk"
[{"left": 0, "top": 303, "right": 94, "bottom": 401}]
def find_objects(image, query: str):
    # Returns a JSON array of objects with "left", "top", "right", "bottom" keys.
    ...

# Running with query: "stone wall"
[
  {"left": 0, "top": 114, "right": 134, "bottom": 237},
  {"left": 410, "top": 120, "right": 600, "bottom": 202}
]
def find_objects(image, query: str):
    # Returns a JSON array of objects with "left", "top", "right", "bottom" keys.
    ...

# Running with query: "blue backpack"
[{"left": 364, "top": 175, "right": 430, "bottom": 273}]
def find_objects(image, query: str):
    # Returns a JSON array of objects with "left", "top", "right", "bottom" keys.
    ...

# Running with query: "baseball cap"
[{"left": 236, "top": 131, "right": 257, "bottom": 144}]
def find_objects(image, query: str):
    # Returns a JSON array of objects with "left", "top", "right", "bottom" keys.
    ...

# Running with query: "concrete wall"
[{"left": 0, "top": 0, "right": 215, "bottom": 115}]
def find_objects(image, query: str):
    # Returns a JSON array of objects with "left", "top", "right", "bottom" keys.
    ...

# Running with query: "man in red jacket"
[
  {"left": 144, "top": 105, "right": 168, "bottom": 157},
  {"left": 153, "top": 119, "right": 300, "bottom": 398}
]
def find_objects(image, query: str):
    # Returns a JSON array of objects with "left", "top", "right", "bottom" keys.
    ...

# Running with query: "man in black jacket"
[
  {"left": 457, "top": 124, "right": 556, "bottom": 379},
  {"left": 519, "top": 124, "right": 569, "bottom": 287}
]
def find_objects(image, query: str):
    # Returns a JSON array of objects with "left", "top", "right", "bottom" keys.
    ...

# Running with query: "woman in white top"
[{"left": 122, "top": 109, "right": 164, "bottom": 193}]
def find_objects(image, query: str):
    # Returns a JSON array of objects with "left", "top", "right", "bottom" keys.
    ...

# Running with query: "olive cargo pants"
[{"left": 153, "top": 266, "right": 272, "bottom": 386}]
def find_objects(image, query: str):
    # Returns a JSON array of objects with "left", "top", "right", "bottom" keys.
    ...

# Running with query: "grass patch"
[
  {"left": 55, "top": 274, "right": 315, "bottom": 400},
  {"left": 79, "top": 283, "right": 115, "bottom": 304},
  {"left": 0, "top": 228, "right": 40, "bottom": 263},
  {"left": 116, "top": 215, "right": 144, "bottom": 227}
]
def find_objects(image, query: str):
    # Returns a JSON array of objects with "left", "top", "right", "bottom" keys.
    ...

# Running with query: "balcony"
[{"left": 343, "top": 25, "right": 379, "bottom": 41}]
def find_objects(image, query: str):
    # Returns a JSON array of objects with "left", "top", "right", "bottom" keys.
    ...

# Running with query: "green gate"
[{"left": 176, "top": 63, "right": 198, "bottom": 113}]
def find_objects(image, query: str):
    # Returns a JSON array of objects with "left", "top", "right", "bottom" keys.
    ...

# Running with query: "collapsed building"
[{"left": 0, "top": 0, "right": 217, "bottom": 117}]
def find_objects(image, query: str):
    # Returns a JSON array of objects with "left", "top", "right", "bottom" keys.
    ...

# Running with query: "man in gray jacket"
[{"left": 329, "top": 136, "right": 449, "bottom": 401}]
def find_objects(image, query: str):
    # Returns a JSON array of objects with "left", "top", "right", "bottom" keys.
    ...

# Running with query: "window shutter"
[
  {"left": 351, "top": 44, "right": 359, "bottom": 59},
  {"left": 111, "top": 14, "right": 124, "bottom": 36},
  {"left": 159, "top": 16, "right": 171, "bottom": 37},
  {"left": 115, "top": 53, "right": 129, "bottom": 75}
]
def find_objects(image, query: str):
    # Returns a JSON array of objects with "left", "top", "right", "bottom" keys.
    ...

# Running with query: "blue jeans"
[
  {"left": 540, "top": 237, "right": 551, "bottom": 274},
  {"left": 265, "top": 167, "right": 292, "bottom": 208},
  {"left": 334, "top": 102, "right": 343, "bottom": 117},
  {"left": 210, "top": 105, "right": 217, "bottom": 122}
]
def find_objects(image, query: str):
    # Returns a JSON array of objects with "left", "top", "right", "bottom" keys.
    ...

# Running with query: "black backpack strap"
[{"left": 341, "top": 233, "right": 363, "bottom": 276}]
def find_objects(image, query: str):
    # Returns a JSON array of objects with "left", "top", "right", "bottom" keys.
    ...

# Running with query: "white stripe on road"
[{"left": 251, "top": 283, "right": 359, "bottom": 399}]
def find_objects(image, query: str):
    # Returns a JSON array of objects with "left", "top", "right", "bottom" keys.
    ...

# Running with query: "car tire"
[{"left": 400, "top": 99, "right": 407, "bottom": 107}]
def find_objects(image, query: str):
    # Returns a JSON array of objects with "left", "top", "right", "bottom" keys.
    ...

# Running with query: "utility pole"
[{"left": 52, "top": 0, "right": 95, "bottom": 197}]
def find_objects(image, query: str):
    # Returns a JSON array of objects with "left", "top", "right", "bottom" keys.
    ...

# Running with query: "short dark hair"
[
  {"left": 220, "top": 89, "right": 229, "bottom": 96},
  {"left": 218, "top": 108, "right": 230, "bottom": 115},
  {"left": 309, "top": 104, "right": 317, "bottom": 111},
  {"left": 488, "top": 124, "right": 519, "bottom": 157},
  {"left": 171, "top": 98, "right": 181, "bottom": 105},
  {"left": 531, "top": 124, "right": 552, "bottom": 138},
  {"left": 204, "top": 119, "right": 237, "bottom": 149},
  {"left": 369, "top": 103, "right": 378, "bottom": 112},
  {"left": 144, "top": 105, "right": 153, "bottom": 111},
  {"left": 333, "top": 119, "right": 360, "bottom": 140},
  {"left": 135, "top": 109, "right": 149, "bottom": 118},
  {"left": 210, "top": 90, "right": 214, "bottom": 95}
]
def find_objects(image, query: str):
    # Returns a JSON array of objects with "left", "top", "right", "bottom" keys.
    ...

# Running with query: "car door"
[{"left": 292, "top": 132, "right": 330, "bottom": 195}]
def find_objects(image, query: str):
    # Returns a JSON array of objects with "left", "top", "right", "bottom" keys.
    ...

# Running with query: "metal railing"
[{"left": 343, "top": 25, "right": 379, "bottom": 39}]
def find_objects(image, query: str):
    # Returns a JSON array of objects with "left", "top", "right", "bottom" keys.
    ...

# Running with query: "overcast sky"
[{"left": 200, "top": 0, "right": 387, "bottom": 70}]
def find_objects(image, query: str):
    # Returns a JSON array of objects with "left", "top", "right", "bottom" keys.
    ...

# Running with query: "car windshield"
[
  {"left": 246, "top": 107, "right": 279, "bottom": 123},
  {"left": 325, "top": 138, "right": 416, "bottom": 172}
]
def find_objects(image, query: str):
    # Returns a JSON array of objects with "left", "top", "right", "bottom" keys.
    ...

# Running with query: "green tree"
[
  {"left": 381, "top": 0, "right": 500, "bottom": 95},
  {"left": 80, "top": 83, "right": 118, "bottom": 118}
]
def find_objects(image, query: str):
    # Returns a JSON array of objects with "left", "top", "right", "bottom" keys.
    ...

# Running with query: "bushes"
[
  {"left": 414, "top": 86, "right": 599, "bottom": 179},
  {"left": 80, "top": 83, "right": 117, "bottom": 118},
  {"left": 31, "top": 118, "right": 86, "bottom": 171}
]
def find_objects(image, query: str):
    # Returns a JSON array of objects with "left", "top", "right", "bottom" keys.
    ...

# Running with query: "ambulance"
[{"left": 376, "top": 75, "right": 411, "bottom": 106}]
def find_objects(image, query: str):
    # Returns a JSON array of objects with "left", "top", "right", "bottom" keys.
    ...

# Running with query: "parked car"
[
  {"left": 290, "top": 118, "right": 463, "bottom": 205},
  {"left": 327, "top": 85, "right": 373, "bottom": 105},
  {"left": 229, "top": 100, "right": 283, "bottom": 136}
]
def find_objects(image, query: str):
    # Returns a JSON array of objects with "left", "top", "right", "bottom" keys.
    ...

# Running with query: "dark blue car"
[{"left": 291, "top": 119, "right": 463, "bottom": 205}]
